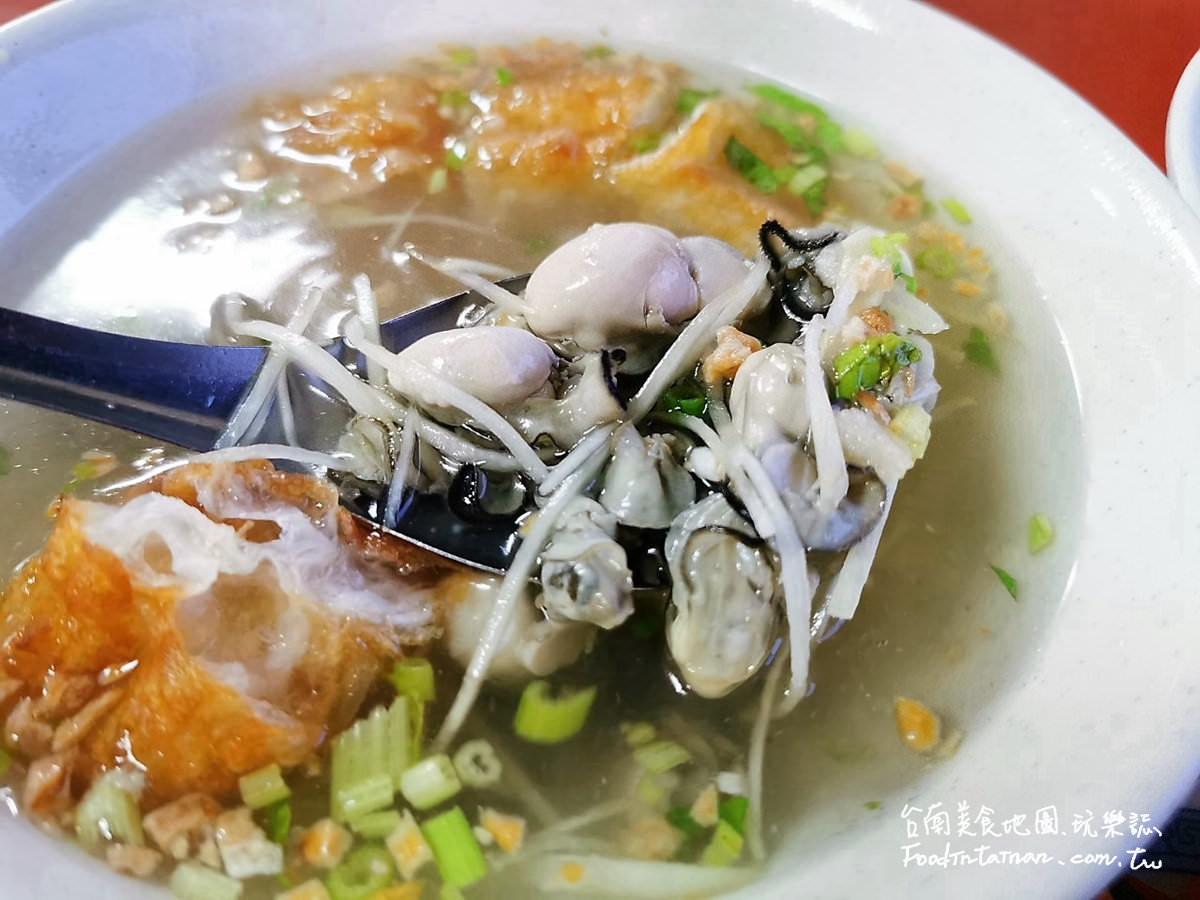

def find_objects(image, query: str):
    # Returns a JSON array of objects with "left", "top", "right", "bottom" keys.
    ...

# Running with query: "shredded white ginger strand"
[
  {"left": 383, "top": 405, "right": 420, "bottom": 528},
  {"left": 342, "top": 320, "right": 549, "bottom": 482},
  {"left": 403, "top": 244, "right": 526, "bottom": 315},
  {"left": 228, "top": 317, "right": 402, "bottom": 422},
  {"left": 275, "top": 378, "right": 298, "bottom": 447},
  {"left": 433, "top": 456, "right": 606, "bottom": 749},
  {"left": 216, "top": 286, "right": 324, "bottom": 448},
  {"left": 802, "top": 314, "right": 849, "bottom": 520},
  {"left": 536, "top": 424, "right": 618, "bottom": 497},
  {"left": 352, "top": 274, "right": 386, "bottom": 388},
  {"left": 825, "top": 478, "right": 898, "bottom": 619},
  {"left": 747, "top": 642, "right": 787, "bottom": 862},
  {"left": 627, "top": 256, "right": 770, "bottom": 422},
  {"left": 416, "top": 417, "right": 524, "bottom": 472}
]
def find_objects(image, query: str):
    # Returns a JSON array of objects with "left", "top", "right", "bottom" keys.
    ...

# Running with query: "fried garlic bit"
[{"left": 893, "top": 696, "right": 942, "bottom": 753}]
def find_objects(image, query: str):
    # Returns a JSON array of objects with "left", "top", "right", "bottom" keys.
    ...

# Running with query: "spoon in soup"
[{"left": 0, "top": 279, "right": 534, "bottom": 574}]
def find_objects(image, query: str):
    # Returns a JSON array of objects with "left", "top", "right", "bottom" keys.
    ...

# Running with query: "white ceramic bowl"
[
  {"left": 1167, "top": 48, "right": 1200, "bottom": 215},
  {"left": 2, "top": 1, "right": 1200, "bottom": 898}
]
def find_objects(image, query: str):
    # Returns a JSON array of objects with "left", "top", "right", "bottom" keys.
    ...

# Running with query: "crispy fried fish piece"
[{"left": 0, "top": 462, "right": 456, "bottom": 808}]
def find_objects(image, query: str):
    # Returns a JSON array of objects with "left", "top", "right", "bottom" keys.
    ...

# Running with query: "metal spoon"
[{"left": 0, "top": 279, "right": 531, "bottom": 573}]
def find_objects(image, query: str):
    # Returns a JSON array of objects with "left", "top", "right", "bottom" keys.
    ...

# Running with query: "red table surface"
[{"left": 2, "top": 0, "right": 1199, "bottom": 169}]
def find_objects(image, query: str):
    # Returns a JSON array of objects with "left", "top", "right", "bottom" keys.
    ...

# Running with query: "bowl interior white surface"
[
  {"left": 2, "top": 1, "right": 1200, "bottom": 898},
  {"left": 1167, "top": 48, "right": 1200, "bottom": 216}
]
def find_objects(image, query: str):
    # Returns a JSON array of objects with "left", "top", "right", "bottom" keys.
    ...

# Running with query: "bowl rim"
[{"left": 1166, "top": 47, "right": 1200, "bottom": 216}]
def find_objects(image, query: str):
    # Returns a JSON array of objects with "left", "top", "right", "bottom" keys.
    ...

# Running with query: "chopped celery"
[
  {"left": 331, "top": 705, "right": 395, "bottom": 823},
  {"left": 75, "top": 771, "right": 144, "bottom": 847},
  {"left": 422, "top": 807, "right": 488, "bottom": 888},
  {"left": 399, "top": 754, "right": 462, "bottom": 810},
  {"left": 387, "top": 696, "right": 411, "bottom": 789},
  {"left": 390, "top": 659, "right": 436, "bottom": 704},
  {"left": 495, "top": 66, "right": 515, "bottom": 86},
  {"left": 990, "top": 565, "right": 1018, "bottom": 599},
  {"left": 513, "top": 681, "right": 596, "bottom": 744},
  {"left": 718, "top": 795, "right": 749, "bottom": 834},
  {"left": 832, "top": 335, "right": 922, "bottom": 402},
  {"left": 723, "top": 137, "right": 778, "bottom": 194},
  {"left": 169, "top": 862, "right": 243, "bottom": 900},
  {"left": 700, "top": 819, "right": 744, "bottom": 867},
  {"left": 427, "top": 167, "right": 448, "bottom": 195},
  {"left": 963, "top": 327, "right": 999, "bottom": 372},
  {"left": 262, "top": 799, "right": 292, "bottom": 845},
  {"left": 1029, "top": 514, "right": 1055, "bottom": 554},
  {"left": 915, "top": 246, "right": 958, "bottom": 280},
  {"left": 633, "top": 740, "right": 692, "bottom": 774},
  {"left": 350, "top": 809, "right": 402, "bottom": 840},
  {"left": 325, "top": 844, "right": 394, "bottom": 900},
  {"left": 676, "top": 87, "right": 719, "bottom": 116},
  {"left": 239, "top": 763, "right": 290, "bottom": 810},
  {"left": 452, "top": 739, "right": 502, "bottom": 788},
  {"left": 620, "top": 721, "right": 657, "bottom": 748},
  {"left": 942, "top": 198, "right": 972, "bottom": 224},
  {"left": 843, "top": 128, "right": 879, "bottom": 159}
]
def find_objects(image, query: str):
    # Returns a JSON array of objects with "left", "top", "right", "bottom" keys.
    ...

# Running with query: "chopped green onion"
[
  {"left": 1028, "top": 514, "right": 1054, "bottom": 554},
  {"left": 169, "top": 861, "right": 243, "bottom": 900},
  {"left": 896, "top": 271, "right": 918, "bottom": 294},
  {"left": 700, "top": 819, "right": 744, "bottom": 867},
  {"left": 422, "top": 807, "right": 489, "bottom": 888},
  {"left": 438, "top": 89, "right": 471, "bottom": 108},
  {"left": 444, "top": 143, "right": 469, "bottom": 171},
  {"left": 525, "top": 236, "right": 552, "bottom": 254},
  {"left": 717, "top": 794, "right": 748, "bottom": 834},
  {"left": 864, "top": 800, "right": 883, "bottom": 810},
  {"left": 630, "top": 132, "right": 662, "bottom": 155},
  {"left": 963, "top": 327, "right": 999, "bottom": 373},
  {"left": 914, "top": 246, "right": 957, "bottom": 280},
  {"left": 660, "top": 378, "right": 707, "bottom": 417},
  {"left": 262, "top": 799, "right": 292, "bottom": 845},
  {"left": 325, "top": 844, "right": 394, "bottom": 900},
  {"left": 832, "top": 334, "right": 923, "bottom": 402},
  {"left": 869, "top": 232, "right": 909, "bottom": 268},
  {"left": 583, "top": 44, "right": 615, "bottom": 59},
  {"left": 513, "top": 681, "right": 597, "bottom": 744},
  {"left": 399, "top": 754, "right": 462, "bottom": 810},
  {"left": 843, "top": 128, "right": 878, "bottom": 159},
  {"left": 495, "top": 66, "right": 515, "bottom": 86},
  {"left": 331, "top": 705, "right": 395, "bottom": 822},
  {"left": 750, "top": 84, "right": 830, "bottom": 120},
  {"left": 390, "top": 659, "right": 436, "bottom": 704},
  {"left": 941, "top": 198, "right": 972, "bottom": 224},
  {"left": 452, "top": 739, "right": 502, "bottom": 788},
  {"left": 387, "top": 695, "right": 412, "bottom": 790},
  {"left": 990, "top": 564, "right": 1018, "bottom": 599},
  {"left": 676, "top": 87, "right": 719, "bottom": 116},
  {"left": 665, "top": 806, "right": 703, "bottom": 840},
  {"left": 447, "top": 48, "right": 476, "bottom": 66},
  {"left": 75, "top": 771, "right": 144, "bottom": 847},
  {"left": 239, "top": 763, "right": 290, "bottom": 810},
  {"left": 723, "top": 137, "right": 778, "bottom": 194},
  {"left": 0, "top": 446, "right": 10, "bottom": 476},
  {"left": 350, "top": 809, "right": 402, "bottom": 839},
  {"left": 427, "top": 167, "right": 448, "bottom": 195},
  {"left": 787, "top": 162, "right": 827, "bottom": 196},
  {"left": 621, "top": 721, "right": 657, "bottom": 748},
  {"left": 815, "top": 119, "right": 844, "bottom": 153},
  {"left": 756, "top": 111, "right": 826, "bottom": 162},
  {"left": 0, "top": 746, "right": 12, "bottom": 777},
  {"left": 633, "top": 740, "right": 692, "bottom": 774}
]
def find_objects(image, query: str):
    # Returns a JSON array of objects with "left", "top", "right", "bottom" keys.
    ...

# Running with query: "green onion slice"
[
  {"left": 325, "top": 844, "right": 394, "bottom": 900},
  {"left": 399, "top": 754, "right": 462, "bottom": 810},
  {"left": 422, "top": 807, "right": 489, "bottom": 889},
  {"left": 1028, "top": 514, "right": 1054, "bottom": 554},
  {"left": 513, "top": 681, "right": 597, "bottom": 744}
]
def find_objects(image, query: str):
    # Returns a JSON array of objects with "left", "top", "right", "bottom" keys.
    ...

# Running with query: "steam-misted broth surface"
[{"left": 0, "top": 41, "right": 1083, "bottom": 898}]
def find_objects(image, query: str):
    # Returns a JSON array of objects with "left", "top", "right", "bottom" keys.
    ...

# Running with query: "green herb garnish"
[
  {"left": 676, "top": 87, "right": 719, "bottom": 116},
  {"left": 750, "top": 84, "right": 831, "bottom": 120},
  {"left": 786, "top": 163, "right": 829, "bottom": 216},
  {"left": 915, "top": 245, "right": 958, "bottom": 280},
  {"left": 447, "top": 48, "right": 477, "bottom": 66},
  {"left": 495, "top": 66, "right": 515, "bottom": 86},
  {"left": 661, "top": 378, "right": 707, "bottom": 417},
  {"left": 844, "top": 128, "right": 879, "bottom": 159},
  {"left": 990, "top": 564, "right": 1018, "bottom": 599},
  {"left": 942, "top": 197, "right": 972, "bottom": 224},
  {"left": 630, "top": 132, "right": 662, "bottom": 155},
  {"left": 438, "top": 89, "right": 471, "bottom": 108},
  {"left": 718, "top": 795, "right": 749, "bottom": 834},
  {"left": 583, "top": 44, "right": 615, "bottom": 59},
  {"left": 963, "top": 327, "right": 999, "bottom": 372},
  {"left": 869, "top": 231, "right": 909, "bottom": 267},
  {"left": 262, "top": 799, "right": 292, "bottom": 845},
  {"left": 832, "top": 334, "right": 922, "bottom": 402},
  {"left": 864, "top": 800, "right": 883, "bottom": 811},
  {"left": 1028, "top": 514, "right": 1054, "bottom": 554},
  {"left": 444, "top": 143, "right": 469, "bottom": 171},
  {"left": 723, "top": 136, "right": 778, "bottom": 193}
]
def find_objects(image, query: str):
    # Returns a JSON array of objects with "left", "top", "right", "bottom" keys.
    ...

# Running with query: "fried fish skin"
[{"left": 0, "top": 462, "right": 454, "bottom": 808}]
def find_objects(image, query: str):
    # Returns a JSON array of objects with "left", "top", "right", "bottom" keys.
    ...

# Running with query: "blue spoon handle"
[{"left": 0, "top": 307, "right": 267, "bottom": 450}]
